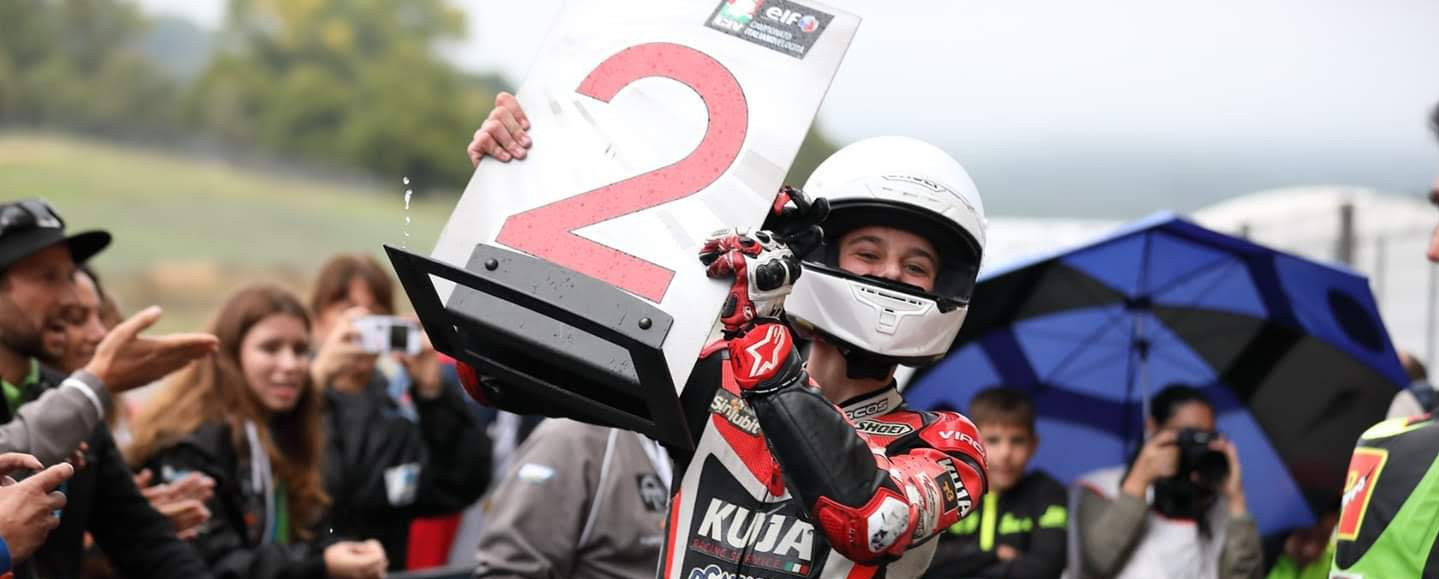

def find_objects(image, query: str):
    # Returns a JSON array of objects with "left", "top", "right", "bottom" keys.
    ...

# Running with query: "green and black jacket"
[
  {"left": 922, "top": 470, "right": 1068, "bottom": 579},
  {"left": 1332, "top": 413, "right": 1439, "bottom": 578}
]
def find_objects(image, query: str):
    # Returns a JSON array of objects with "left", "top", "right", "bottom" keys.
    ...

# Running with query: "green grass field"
[{"left": 0, "top": 132, "right": 459, "bottom": 331}]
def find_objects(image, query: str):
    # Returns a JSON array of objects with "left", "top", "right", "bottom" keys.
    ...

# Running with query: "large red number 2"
[{"left": 496, "top": 42, "right": 748, "bottom": 303}]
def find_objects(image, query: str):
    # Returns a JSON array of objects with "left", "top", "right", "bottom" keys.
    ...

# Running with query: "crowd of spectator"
[{"left": 0, "top": 98, "right": 1433, "bottom": 579}]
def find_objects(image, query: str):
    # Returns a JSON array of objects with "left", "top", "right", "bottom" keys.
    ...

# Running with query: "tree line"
[{"left": 0, "top": 0, "right": 833, "bottom": 193}]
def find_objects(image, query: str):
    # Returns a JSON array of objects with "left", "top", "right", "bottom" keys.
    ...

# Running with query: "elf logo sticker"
[
  {"left": 1337, "top": 447, "right": 1388, "bottom": 541},
  {"left": 762, "top": 6, "right": 818, "bottom": 32},
  {"left": 706, "top": 0, "right": 833, "bottom": 59}
]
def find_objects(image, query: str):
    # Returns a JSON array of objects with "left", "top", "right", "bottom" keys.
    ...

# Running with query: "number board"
[{"left": 431, "top": 0, "right": 859, "bottom": 390}]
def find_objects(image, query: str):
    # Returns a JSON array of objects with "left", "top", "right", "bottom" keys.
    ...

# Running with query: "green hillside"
[{"left": 0, "top": 132, "right": 458, "bottom": 331}]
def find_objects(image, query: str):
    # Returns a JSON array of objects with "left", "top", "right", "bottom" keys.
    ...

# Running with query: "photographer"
[
  {"left": 1073, "top": 385, "right": 1262, "bottom": 579},
  {"left": 309, "top": 254, "right": 490, "bottom": 570}
]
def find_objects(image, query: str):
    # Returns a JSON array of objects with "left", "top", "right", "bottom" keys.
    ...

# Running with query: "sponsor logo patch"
[
  {"left": 941, "top": 459, "right": 973, "bottom": 518},
  {"left": 854, "top": 420, "right": 915, "bottom": 437},
  {"left": 934, "top": 473, "right": 957, "bottom": 513},
  {"left": 866, "top": 496, "right": 910, "bottom": 552},
  {"left": 637, "top": 473, "right": 669, "bottom": 512},
  {"left": 938, "top": 430, "right": 986, "bottom": 457},
  {"left": 693, "top": 497, "right": 815, "bottom": 574},
  {"left": 681, "top": 459, "right": 822, "bottom": 577},
  {"left": 1338, "top": 447, "right": 1388, "bottom": 541},
  {"left": 844, "top": 398, "right": 893, "bottom": 421},
  {"left": 705, "top": 0, "right": 834, "bottom": 59},
  {"left": 516, "top": 462, "right": 556, "bottom": 483},
  {"left": 383, "top": 462, "right": 420, "bottom": 507},
  {"left": 710, "top": 389, "right": 762, "bottom": 436},
  {"left": 687, "top": 564, "right": 763, "bottom": 579},
  {"left": 741, "top": 324, "right": 789, "bottom": 379}
]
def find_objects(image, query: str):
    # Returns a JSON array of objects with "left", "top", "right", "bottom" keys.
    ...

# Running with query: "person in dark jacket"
[
  {"left": 126, "top": 285, "right": 388, "bottom": 579},
  {"left": 0, "top": 198, "right": 219, "bottom": 579},
  {"left": 309, "top": 254, "right": 491, "bottom": 570},
  {"left": 924, "top": 388, "right": 1068, "bottom": 579}
]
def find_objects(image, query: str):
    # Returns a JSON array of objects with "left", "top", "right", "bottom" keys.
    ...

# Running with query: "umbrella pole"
[{"left": 1135, "top": 314, "right": 1151, "bottom": 443}]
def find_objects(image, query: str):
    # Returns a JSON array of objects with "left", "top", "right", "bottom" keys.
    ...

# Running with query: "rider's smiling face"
[{"left": 836, "top": 226, "right": 939, "bottom": 292}]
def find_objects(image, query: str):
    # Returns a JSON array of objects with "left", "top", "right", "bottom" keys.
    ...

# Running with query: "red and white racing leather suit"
[{"left": 660, "top": 323, "right": 989, "bottom": 579}]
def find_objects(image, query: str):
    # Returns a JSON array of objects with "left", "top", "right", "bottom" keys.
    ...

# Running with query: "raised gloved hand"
[
  {"left": 764, "top": 185, "right": 828, "bottom": 258},
  {"left": 699, "top": 228, "right": 802, "bottom": 335}
]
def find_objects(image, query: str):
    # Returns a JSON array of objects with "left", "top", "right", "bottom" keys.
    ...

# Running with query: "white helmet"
[{"left": 785, "top": 136, "right": 987, "bottom": 368}]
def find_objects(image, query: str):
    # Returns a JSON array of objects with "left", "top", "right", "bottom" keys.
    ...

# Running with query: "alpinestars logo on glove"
[{"left": 743, "top": 325, "right": 788, "bottom": 379}]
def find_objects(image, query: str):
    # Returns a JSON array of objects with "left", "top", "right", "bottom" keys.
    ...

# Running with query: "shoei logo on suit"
[{"left": 855, "top": 421, "right": 915, "bottom": 436}]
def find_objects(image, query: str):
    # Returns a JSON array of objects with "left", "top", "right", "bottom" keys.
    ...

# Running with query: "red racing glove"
[{"left": 698, "top": 228, "right": 802, "bottom": 335}]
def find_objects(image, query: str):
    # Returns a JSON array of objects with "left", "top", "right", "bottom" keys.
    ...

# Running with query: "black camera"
[
  {"left": 1175, "top": 428, "right": 1229, "bottom": 490},
  {"left": 1152, "top": 428, "right": 1231, "bottom": 520}
]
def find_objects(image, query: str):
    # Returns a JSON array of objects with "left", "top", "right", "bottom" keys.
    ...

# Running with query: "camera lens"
[{"left": 390, "top": 324, "right": 409, "bottom": 350}]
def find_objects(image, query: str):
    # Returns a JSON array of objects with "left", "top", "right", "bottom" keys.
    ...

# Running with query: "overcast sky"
[{"left": 131, "top": 0, "right": 1439, "bottom": 218}]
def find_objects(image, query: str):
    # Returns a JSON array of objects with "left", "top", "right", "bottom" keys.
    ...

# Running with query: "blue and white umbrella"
[{"left": 907, "top": 212, "right": 1406, "bottom": 535}]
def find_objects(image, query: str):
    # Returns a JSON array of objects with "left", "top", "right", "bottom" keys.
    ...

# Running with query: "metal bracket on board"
[{"left": 385, "top": 243, "right": 693, "bottom": 451}]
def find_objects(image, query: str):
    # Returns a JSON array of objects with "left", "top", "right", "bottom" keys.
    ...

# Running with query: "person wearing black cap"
[
  {"left": 0, "top": 199, "right": 215, "bottom": 464},
  {"left": 0, "top": 198, "right": 218, "bottom": 578}
]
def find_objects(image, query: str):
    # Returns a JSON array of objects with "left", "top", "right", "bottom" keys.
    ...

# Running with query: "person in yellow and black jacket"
[
  {"left": 923, "top": 388, "right": 1068, "bottom": 579},
  {"left": 1328, "top": 100, "right": 1439, "bottom": 579}
]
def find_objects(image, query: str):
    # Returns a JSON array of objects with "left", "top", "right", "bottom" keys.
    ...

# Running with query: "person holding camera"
[
  {"left": 308, "top": 253, "right": 491, "bottom": 570},
  {"left": 1073, "top": 385, "right": 1263, "bottom": 579}
]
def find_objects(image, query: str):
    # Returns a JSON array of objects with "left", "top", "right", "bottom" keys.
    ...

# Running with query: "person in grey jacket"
[
  {"left": 1072, "top": 385, "right": 1263, "bottom": 579},
  {"left": 472, "top": 419, "right": 671, "bottom": 579},
  {"left": 0, "top": 199, "right": 218, "bottom": 466}
]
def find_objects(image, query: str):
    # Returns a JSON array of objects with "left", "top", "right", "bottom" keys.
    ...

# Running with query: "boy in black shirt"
[{"left": 923, "top": 388, "right": 1067, "bottom": 578}]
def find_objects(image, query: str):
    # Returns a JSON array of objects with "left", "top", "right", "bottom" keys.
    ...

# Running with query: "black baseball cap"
[{"left": 0, "top": 199, "right": 111, "bottom": 272}]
